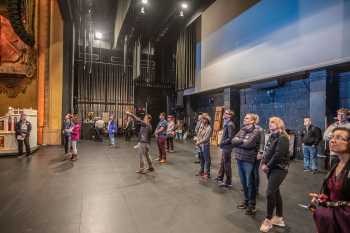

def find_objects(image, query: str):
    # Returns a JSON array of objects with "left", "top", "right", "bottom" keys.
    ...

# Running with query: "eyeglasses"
[{"left": 329, "top": 134, "right": 349, "bottom": 142}]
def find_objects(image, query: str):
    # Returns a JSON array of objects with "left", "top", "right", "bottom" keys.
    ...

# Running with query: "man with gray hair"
[{"left": 15, "top": 113, "right": 32, "bottom": 157}]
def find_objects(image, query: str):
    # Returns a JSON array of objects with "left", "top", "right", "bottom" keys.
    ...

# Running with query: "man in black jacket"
[
  {"left": 15, "top": 113, "right": 32, "bottom": 157},
  {"left": 301, "top": 117, "right": 322, "bottom": 172},
  {"left": 215, "top": 110, "right": 235, "bottom": 187}
]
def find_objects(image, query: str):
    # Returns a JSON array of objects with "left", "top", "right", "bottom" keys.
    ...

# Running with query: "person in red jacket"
[{"left": 70, "top": 116, "right": 81, "bottom": 161}]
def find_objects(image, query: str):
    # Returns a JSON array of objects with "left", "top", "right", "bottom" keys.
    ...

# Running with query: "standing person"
[
  {"left": 70, "top": 116, "right": 81, "bottom": 161},
  {"left": 107, "top": 115, "right": 117, "bottom": 147},
  {"left": 253, "top": 114, "right": 265, "bottom": 195},
  {"left": 195, "top": 113, "right": 212, "bottom": 179},
  {"left": 193, "top": 113, "right": 203, "bottom": 163},
  {"left": 166, "top": 115, "right": 176, "bottom": 152},
  {"left": 124, "top": 116, "right": 133, "bottom": 141},
  {"left": 301, "top": 117, "right": 322, "bottom": 173},
  {"left": 63, "top": 113, "right": 74, "bottom": 158},
  {"left": 126, "top": 111, "right": 154, "bottom": 173},
  {"left": 311, "top": 127, "right": 350, "bottom": 233},
  {"left": 323, "top": 108, "right": 350, "bottom": 169},
  {"left": 175, "top": 119, "right": 184, "bottom": 141},
  {"left": 94, "top": 117, "right": 105, "bottom": 142},
  {"left": 155, "top": 112, "right": 168, "bottom": 163},
  {"left": 215, "top": 110, "right": 236, "bottom": 188},
  {"left": 232, "top": 113, "right": 261, "bottom": 215},
  {"left": 260, "top": 117, "right": 289, "bottom": 232},
  {"left": 15, "top": 113, "right": 32, "bottom": 157}
]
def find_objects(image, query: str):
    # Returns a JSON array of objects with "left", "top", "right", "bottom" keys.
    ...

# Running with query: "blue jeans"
[
  {"left": 237, "top": 159, "right": 256, "bottom": 207},
  {"left": 176, "top": 132, "right": 183, "bottom": 140},
  {"left": 303, "top": 145, "right": 317, "bottom": 171},
  {"left": 199, "top": 143, "right": 211, "bottom": 175},
  {"left": 109, "top": 133, "right": 115, "bottom": 145}
]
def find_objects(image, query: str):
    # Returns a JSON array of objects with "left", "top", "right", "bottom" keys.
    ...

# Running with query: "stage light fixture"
[
  {"left": 181, "top": 2, "right": 188, "bottom": 9},
  {"left": 141, "top": 0, "right": 148, "bottom": 4},
  {"left": 95, "top": 32, "right": 103, "bottom": 40},
  {"left": 141, "top": 6, "right": 145, "bottom": 14}
]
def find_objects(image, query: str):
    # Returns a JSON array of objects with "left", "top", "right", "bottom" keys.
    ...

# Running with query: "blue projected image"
[{"left": 199, "top": 0, "right": 350, "bottom": 92}]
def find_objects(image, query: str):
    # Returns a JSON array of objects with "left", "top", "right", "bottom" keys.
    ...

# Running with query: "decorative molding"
[{"left": 0, "top": 15, "right": 37, "bottom": 97}]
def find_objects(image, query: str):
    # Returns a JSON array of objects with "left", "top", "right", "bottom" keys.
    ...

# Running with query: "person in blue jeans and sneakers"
[
  {"left": 232, "top": 113, "right": 261, "bottom": 215},
  {"left": 108, "top": 115, "right": 117, "bottom": 147},
  {"left": 195, "top": 113, "right": 212, "bottom": 179},
  {"left": 300, "top": 117, "right": 322, "bottom": 173}
]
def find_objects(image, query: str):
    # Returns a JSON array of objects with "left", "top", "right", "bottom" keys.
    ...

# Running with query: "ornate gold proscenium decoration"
[{"left": 0, "top": 14, "right": 36, "bottom": 97}]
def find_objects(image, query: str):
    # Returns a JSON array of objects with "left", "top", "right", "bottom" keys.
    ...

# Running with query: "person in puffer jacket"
[
  {"left": 215, "top": 110, "right": 236, "bottom": 188},
  {"left": 232, "top": 113, "right": 261, "bottom": 215}
]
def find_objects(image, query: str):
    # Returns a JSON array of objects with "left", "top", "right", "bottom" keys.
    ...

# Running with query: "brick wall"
[
  {"left": 240, "top": 79, "right": 310, "bottom": 131},
  {"left": 338, "top": 71, "right": 350, "bottom": 109}
]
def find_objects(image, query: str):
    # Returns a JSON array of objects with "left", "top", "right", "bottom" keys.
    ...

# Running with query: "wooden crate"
[{"left": 210, "top": 106, "right": 224, "bottom": 146}]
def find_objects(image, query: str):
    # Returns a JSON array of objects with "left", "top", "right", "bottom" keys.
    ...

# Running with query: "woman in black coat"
[{"left": 260, "top": 117, "right": 289, "bottom": 233}]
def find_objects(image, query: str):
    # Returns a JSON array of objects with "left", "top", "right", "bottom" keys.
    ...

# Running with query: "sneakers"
[
  {"left": 260, "top": 217, "right": 286, "bottom": 232},
  {"left": 147, "top": 167, "right": 154, "bottom": 172},
  {"left": 260, "top": 219, "right": 273, "bottom": 232},
  {"left": 136, "top": 169, "right": 145, "bottom": 174},
  {"left": 202, "top": 173, "right": 210, "bottom": 179},
  {"left": 214, "top": 177, "right": 223, "bottom": 183},
  {"left": 195, "top": 171, "right": 204, "bottom": 176},
  {"left": 218, "top": 182, "right": 232, "bottom": 188},
  {"left": 271, "top": 216, "right": 286, "bottom": 227},
  {"left": 134, "top": 143, "right": 140, "bottom": 149},
  {"left": 237, "top": 202, "right": 248, "bottom": 209},
  {"left": 154, "top": 158, "right": 161, "bottom": 161},
  {"left": 160, "top": 159, "right": 166, "bottom": 163},
  {"left": 245, "top": 207, "right": 257, "bottom": 215}
]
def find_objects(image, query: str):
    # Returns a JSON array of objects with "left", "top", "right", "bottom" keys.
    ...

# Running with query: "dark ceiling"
[
  {"left": 67, "top": 0, "right": 118, "bottom": 42},
  {"left": 64, "top": 0, "right": 215, "bottom": 49},
  {"left": 117, "top": 0, "right": 215, "bottom": 47}
]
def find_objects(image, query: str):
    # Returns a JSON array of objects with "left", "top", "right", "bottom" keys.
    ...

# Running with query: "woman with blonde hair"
[{"left": 260, "top": 117, "right": 289, "bottom": 232}]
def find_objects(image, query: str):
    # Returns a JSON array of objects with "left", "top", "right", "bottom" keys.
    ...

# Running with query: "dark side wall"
[
  {"left": 188, "top": 90, "right": 224, "bottom": 124},
  {"left": 186, "top": 68, "right": 350, "bottom": 133},
  {"left": 134, "top": 86, "right": 171, "bottom": 128}
]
